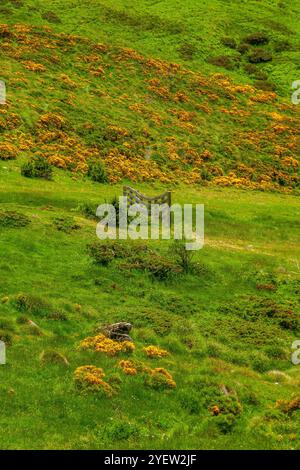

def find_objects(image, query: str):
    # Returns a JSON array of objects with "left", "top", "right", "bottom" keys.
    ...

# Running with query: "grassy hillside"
[
  {"left": 0, "top": 0, "right": 299, "bottom": 451},
  {"left": 2, "top": 0, "right": 300, "bottom": 96},
  {"left": 0, "top": 3, "right": 299, "bottom": 190},
  {"left": 0, "top": 162, "right": 300, "bottom": 449}
]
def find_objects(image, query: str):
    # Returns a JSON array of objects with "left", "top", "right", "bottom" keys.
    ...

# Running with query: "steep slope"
[{"left": 0, "top": 22, "right": 299, "bottom": 190}]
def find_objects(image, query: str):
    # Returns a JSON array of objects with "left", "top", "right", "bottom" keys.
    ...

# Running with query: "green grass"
[{"left": 0, "top": 160, "right": 299, "bottom": 449}]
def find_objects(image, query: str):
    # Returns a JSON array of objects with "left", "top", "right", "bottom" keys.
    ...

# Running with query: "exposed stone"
[{"left": 99, "top": 322, "right": 133, "bottom": 342}]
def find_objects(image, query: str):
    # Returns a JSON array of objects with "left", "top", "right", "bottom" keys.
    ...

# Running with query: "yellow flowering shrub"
[
  {"left": 79, "top": 334, "right": 135, "bottom": 356},
  {"left": 119, "top": 360, "right": 137, "bottom": 375},
  {"left": 143, "top": 346, "right": 169, "bottom": 359},
  {"left": 145, "top": 367, "right": 176, "bottom": 389},
  {"left": 74, "top": 365, "right": 114, "bottom": 397},
  {"left": 0, "top": 142, "right": 17, "bottom": 160},
  {"left": 22, "top": 60, "right": 46, "bottom": 72}
]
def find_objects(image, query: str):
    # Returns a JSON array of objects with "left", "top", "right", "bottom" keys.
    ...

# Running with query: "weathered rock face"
[{"left": 99, "top": 322, "right": 133, "bottom": 342}]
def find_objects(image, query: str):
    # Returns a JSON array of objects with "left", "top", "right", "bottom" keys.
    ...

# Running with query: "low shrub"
[
  {"left": 145, "top": 367, "right": 176, "bottom": 390},
  {"left": 244, "top": 32, "right": 269, "bottom": 45},
  {"left": 79, "top": 334, "right": 135, "bottom": 356},
  {"left": 0, "top": 210, "right": 30, "bottom": 228},
  {"left": 0, "top": 330, "right": 13, "bottom": 345},
  {"left": 0, "top": 142, "right": 17, "bottom": 160},
  {"left": 248, "top": 49, "right": 272, "bottom": 63},
  {"left": 169, "top": 239, "right": 196, "bottom": 273},
  {"left": 87, "top": 160, "right": 107, "bottom": 183},
  {"left": 21, "top": 155, "right": 53, "bottom": 180},
  {"left": 41, "top": 11, "right": 61, "bottom": 23},
  {"left": 74, "top": 365, "right": 114, "bottom": 397},
  {"left": 143, "top": 345, "right": 169, "bottom": 358},
  {"left": 53, "top": 216, "right": 80, "bottom": 233},
  {"left": 207, "top": 55, "right": 235, "bottom": 70},
  {"left": 221, "top": 37, "right": 237, "bottom": 49},
  {"left": 254, "top": 80, "right": 276, "bottom": 91},
  {"left": 237, "top": 43, "right": 250, "bottom": 54},
  {"left": 177, "top": 42, "right": 198, "bottom": 60},
  {"left": 87, "top": 241, "right": 131, "bottom": 266},
  {"left": 131, "top": 253, "right": 182, "bottom": 280}
]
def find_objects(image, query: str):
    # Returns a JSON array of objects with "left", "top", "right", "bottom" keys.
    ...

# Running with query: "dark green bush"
[
  {"left": 0, "top": 210, "right": 30, "bottom": 228},
  {"left": 237, "top": 43, "right": 250, "bottom": 54},
  {"left": 87, "top": 160, "right": 107, "bottom": 183},
  {"left": 21, "top": 155, "right": 53, "bottom": 180},
  {"left": 273, "top": 39, "right": 291, "bottom": 52},
  {"left": 177, "top": 42, "right": 198, "bottom": 60},
  {"left": 221, "top": 37, "right": 237, "bottom": 49},
  {"left": 254, "top": 80, "right": 276, "bottom": 92},
  {"left": 41, "top": 11, "right": 61, "bottom": 23},
  {"left": 53, "top": 216, "right": 80, "bottom": 233},
  {"left": 0, "top": 330, "right": 13, "bottom": 345},
  {"left": 170, "top": 239, "right": 195, "bottom": 273},
  {"left": 75, "top": 202, "right": 98, "bottom": 220},
  {"left": 87, "top": 241, "right": 131, "bottom": 266},
  {"left": 244, "top": 32, "right": 269, "bottom": 45},
  {"left": 248, "top": 49, "right": 272, "bottom": 63},
  {"left": 207, "top": 55, "right": 235, "bottom": 70},
  {"left": 133, "top": 253, "right": 182, "bottom": 280}
]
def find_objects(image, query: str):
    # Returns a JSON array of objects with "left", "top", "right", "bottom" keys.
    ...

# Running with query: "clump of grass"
[
  {"left": 0, "top": 330, "right": 13, "bottom": 345},
  {"left": 40, "top": 350, "right": 69, "bottom": 366}
]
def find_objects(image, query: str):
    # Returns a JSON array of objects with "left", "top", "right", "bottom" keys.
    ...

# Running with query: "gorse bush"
[
  {"left": 221, "top": 37, "right": 237, "bottom": 49},
  {"left": 87, "top": 241, "right": 131, "bottom": 266},
  {"left": 248, "top": 49, "right": 272, "bottom": 63},
  {"left": 52, "top": 216, "right": 80, "bottom": 233},
  {"left": 21, "top": 155, "right": 53, "bottom": 180},
  {"left": 244, "top": 32, "right": 269, "bottom": 45},
  {"left": 0, "top": 210, "right": 30, "bottom": 228},
  {"left": 87, "top": 160, "right": 107, "bottom": 183},
  {"left": 170, "top": 238, "right": 195, "bottom": 273}
]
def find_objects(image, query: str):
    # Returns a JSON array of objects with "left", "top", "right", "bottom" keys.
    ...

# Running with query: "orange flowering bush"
[
  {"left": 275, "top": 397, "right": 300, "bottom": 414},
  {"left": 0, "top": 142, "right": 18, "bottom": 160},
  {"left": 79, "top": 334, "right": 135, "bottom": 356},
  {"left": 143, "top": 345, "right": 169, "bottom": 359},
  {"left": 145, "top": 367, "right": 176, "bottom": 390},
  {"left": 22, "top": 60, "right": 46, "bottom": 72},
  {"left": 39, "top": 113, "right": 66, "bottom": 129},
  {"left": 74, "top": 365, "right": 114, "bottom": 397},
  {"left": 119, "top": 360, "right": 138, "bottom": 375}
]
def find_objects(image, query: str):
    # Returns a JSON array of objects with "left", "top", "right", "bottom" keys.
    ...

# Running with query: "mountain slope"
[{"left": 0, "top": 21, "right": 299, "bottom": 190}]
